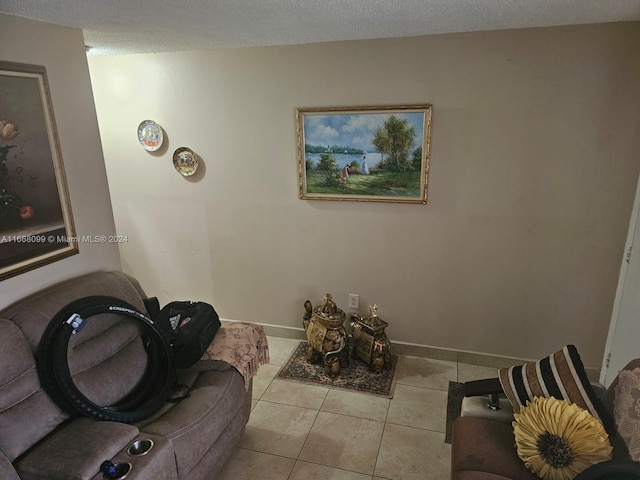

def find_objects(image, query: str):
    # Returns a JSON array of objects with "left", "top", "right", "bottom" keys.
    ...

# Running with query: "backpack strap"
[{"left": 144, "top": 297, "right": 161, "bottom": 320}]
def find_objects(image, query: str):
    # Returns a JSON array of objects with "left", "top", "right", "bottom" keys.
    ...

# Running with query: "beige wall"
[
  {"left": 89, "top": 22, "right": 640, "bottom": 368},
  {"left": 0, "top": 14, "right": 120, "bottom": 308}
]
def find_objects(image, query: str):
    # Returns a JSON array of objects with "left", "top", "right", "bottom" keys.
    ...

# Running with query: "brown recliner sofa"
[
  {"left": 450, "top": 359, "right": 640, "bottom": 480},
  {"left": 0, "top": 271, "right": 253, "bottom": 480}
]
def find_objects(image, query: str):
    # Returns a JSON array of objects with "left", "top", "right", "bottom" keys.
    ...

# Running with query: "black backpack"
[{"left": 145, "top": 298, "right": 221, "bottom": 369}]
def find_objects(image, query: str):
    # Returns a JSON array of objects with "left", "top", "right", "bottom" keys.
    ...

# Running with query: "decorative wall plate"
[
  {"left": 172, "top": 147, "right": 198, "bottom": 176},
  {"left": 137, "top": 120, "right": 164, "bottom": 151}
]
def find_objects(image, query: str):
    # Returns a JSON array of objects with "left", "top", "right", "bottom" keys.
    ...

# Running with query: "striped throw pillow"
[{"left": 498, "top": 345, "right": 608, "bottom": 426}]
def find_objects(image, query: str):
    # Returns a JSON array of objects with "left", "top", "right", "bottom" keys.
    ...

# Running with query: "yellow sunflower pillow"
[{"left": 513, "top": 396, "right": 613, "bottom": 480}]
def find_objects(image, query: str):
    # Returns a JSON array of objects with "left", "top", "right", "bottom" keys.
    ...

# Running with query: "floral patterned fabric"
[
  {"left": 199, "top": 321, "right": 269, "bottom": 390},
  {"left": 613, "top": 367, "right": 640, "bottom": 461}
]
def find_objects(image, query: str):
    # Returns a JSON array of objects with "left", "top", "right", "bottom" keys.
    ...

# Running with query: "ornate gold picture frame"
[{"left": 297, "top": 104, "right": 432, "bottom": 204}]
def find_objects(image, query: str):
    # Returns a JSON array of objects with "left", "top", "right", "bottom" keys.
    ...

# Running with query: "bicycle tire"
[
  {"left": 37, "top": 306, "right": 78, "bottom": 415},
  {"left": 38, "top": 296, "right": 174, "bottom": 423}
]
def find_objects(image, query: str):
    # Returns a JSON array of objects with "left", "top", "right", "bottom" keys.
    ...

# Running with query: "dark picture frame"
[{"left": 0, "top": 61, "right": 77, "bottom": 280}]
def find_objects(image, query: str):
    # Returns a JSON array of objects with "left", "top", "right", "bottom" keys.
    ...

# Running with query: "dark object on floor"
[
  {"left": 445, "top": 381, "right": 465, "bottom": 444},
  {"left": 276, "top": 341, "right": 398, "bottom": 397}
]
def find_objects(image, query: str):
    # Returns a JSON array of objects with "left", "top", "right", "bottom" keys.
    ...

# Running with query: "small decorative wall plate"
[
  {"left": 173, "top": 147, "right": 198, "bottom": 176},
  {"left": 137, "top": 120, "right": 164, "bottom": 151}
]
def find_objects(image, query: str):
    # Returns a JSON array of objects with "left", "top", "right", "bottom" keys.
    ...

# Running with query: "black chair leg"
[{"left": 487, "top": 393, "right": 501, "bottom": 410}]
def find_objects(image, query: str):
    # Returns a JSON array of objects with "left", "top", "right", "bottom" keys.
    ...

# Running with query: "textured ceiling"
[{"left": 1, "top": 0, "right": 640, "bottom": 56}]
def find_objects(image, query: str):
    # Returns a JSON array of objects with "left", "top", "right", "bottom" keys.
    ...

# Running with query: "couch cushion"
[
  {"left": 16, "top": 417, "right": 139, "bottom": 480},
  {"left": 451, "top": 416, "right": 539, "bottom": 480},
  {"left": 138, "top": 369, "right": 249, "bottom": 477},
  {"left": 609, "top": 365, "right": 640, "bottom": 461},
  {"left": 454, "top": 473, "right": 521, "bottom": 480},
  {"left": 0, "top": 319, "right": 68, "bottom": 461},
  {"left": 0, "top": 271, "right": 147, "bottom": 353},
  {"left": 65, "top": 313, "right": 150, "bottom": 408},
  {"left": 603, "top": 359, "right": 640, "bottom": 412}
]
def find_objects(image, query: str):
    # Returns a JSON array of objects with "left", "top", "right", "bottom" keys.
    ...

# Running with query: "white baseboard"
[{"left": 226, "top": 319, "right": 600, "bottom": 381}]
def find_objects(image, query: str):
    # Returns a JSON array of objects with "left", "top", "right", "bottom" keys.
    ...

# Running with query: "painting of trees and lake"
[{"left": 297, "top": 105, "right": 432, "bottom": 204}]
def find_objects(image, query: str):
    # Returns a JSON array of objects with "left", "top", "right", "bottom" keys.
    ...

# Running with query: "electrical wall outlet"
[{"left": 348, "top": 294, "right": 359, "bottom": 309}]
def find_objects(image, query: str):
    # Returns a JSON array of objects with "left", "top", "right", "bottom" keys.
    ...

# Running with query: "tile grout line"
[
  {"left": 372, "top": 408, "right": 388, "bottom": 479},
  {"left": 245, "top": 340, "right": 456, "bottom": 479},
  {"left": 293, "top": 401, "right": 322, "bottom": 467},
  {"left": 293, "top": 377, "right": 330, "bottom": 464},
  {"left": 292, "top": 456, "right": 378, "bottom": 479},
  {"left": 376, "top": 376, "right": 393, "bottom": 476}
]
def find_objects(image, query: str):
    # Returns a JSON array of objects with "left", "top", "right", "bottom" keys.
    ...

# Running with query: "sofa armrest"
[
  {"left": 451, "top": 416, "right": 538, "bottom": 480},
  {"left": 463, "top": 377, "right": 503, "bottom": 397}
]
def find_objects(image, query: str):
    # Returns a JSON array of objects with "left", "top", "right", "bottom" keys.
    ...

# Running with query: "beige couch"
[{"left": 0, "top": 271, "right": 252, "bottom": 480}]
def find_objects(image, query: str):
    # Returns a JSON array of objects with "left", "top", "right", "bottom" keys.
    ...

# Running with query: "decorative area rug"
[
  {"left": 445, "top": 381, "right": 465, "bottom": 444},
  {"left": 276, "top": 341, "right": 399, "bottom": 398}
]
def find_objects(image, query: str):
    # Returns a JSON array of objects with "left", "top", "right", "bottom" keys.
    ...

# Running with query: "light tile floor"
[{"left": 217, "top": 336, "right": 499, "bottom": 480}]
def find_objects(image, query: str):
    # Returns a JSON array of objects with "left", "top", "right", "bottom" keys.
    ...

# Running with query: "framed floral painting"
[
  {"left": 297, "top": 104, "right": 433, "bottom": 204},
  {"left": 0, "top": 61, "right": 77, "bottom": 280}
]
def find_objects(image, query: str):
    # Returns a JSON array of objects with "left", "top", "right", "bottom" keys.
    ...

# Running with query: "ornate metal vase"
[
  {"left": 302, "top": 294, "right": 349, "bottom": 377},
  {"left": 350, "top": 305, "right": 391, "bottom": 373}
]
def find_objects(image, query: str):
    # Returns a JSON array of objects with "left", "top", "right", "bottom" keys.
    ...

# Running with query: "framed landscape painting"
[
  {"left": 0, "top": 61, "right": 77, "bottom": 281},
  {"left": 297, "top": 105, "right": 432, "bottom": 204}
]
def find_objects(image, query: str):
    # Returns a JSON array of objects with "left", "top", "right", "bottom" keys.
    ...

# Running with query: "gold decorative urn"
[
  {"left": 302, "top": 294, "right": 349, "bottom": 377},
  {"left": 350, "top": 304, "right": 391, "bottom": 373}
]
